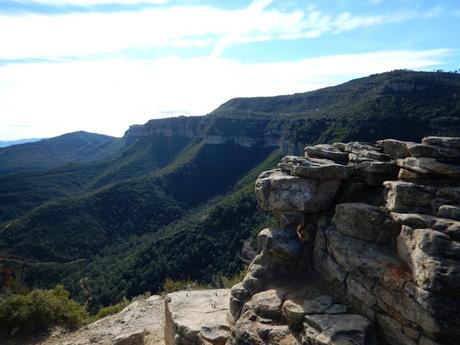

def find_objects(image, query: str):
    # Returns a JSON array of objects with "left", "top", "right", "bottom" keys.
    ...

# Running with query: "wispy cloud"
[
  {"left": 0, "top": 49, "right": 449, "bottom": 139},
  {"left": 13, "top": 0, "right": 167, "bottom": 6},
  {"left": 0, "top": 3, "right": 444, "bottom": 60}
]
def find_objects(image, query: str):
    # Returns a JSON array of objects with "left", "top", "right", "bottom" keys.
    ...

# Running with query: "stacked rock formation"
[{"left": 228, "top": 137, "right": 460, "bottom": 345}]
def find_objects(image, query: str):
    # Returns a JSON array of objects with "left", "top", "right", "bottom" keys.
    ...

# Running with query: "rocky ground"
[
  {"left": 9, "top": 290, "right": 231, "bottom": 345},
  {"left": 28, "top": 295, "right": 165, "bottom": 345},
  {"left": 227, "top": 136, "right": 460, "bottom": 345}
]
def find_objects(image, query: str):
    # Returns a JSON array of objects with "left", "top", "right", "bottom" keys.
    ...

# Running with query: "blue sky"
[{"left": 0, "top": 0, "right": 459, "bottom": 140}]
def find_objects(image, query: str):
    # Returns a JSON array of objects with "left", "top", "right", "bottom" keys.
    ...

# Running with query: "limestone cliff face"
[
  {"left": 228, "top": 136, "right": 460, "bottom": 345},
  {"left": 124, "top": 115, "right": 293, "bottom": 152},
  {"left": 125, "top": 116, "right": 281, "bottom": 147}
]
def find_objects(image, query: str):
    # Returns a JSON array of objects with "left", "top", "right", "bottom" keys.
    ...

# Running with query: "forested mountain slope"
[
  {"left": 1, "top": 70, "right": 459, "bottom": 310},
  {"left": 0, "top": 131, "right": 123, "bottom": 175}
]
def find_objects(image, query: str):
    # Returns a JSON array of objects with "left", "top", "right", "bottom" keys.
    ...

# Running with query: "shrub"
[
  {"left": 221, "top": 269, "right": 246, "bottom": 289},
  {"left": 161, "top": 278, "right": 206, "bottom": 294},
  {"left": 89, "top": 298, "right": 129, "bottom": 322},
  {"left": 0, "top": 285, "right": 88, "bottom": 334}
]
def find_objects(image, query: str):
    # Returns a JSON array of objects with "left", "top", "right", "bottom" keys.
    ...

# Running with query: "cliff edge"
[
  {"left": 228, "top": 136, "right": 460, "bottom": 345},
  {"left": 33, "top": 136, "right": 460, "bottom": 345}
]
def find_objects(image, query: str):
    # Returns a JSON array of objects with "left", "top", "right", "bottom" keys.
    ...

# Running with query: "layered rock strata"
[{"left": 228, "top": 136, "right": 460, "bottom": 345}]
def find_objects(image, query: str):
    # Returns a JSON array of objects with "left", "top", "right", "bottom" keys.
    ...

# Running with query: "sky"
[{"left": 0, "top": 0, "right": 459, "bottom": 140}]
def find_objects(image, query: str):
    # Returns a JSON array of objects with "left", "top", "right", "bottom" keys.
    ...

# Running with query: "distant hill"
[
  {"left": 127, "top": 70, "right": 460, "bottom": 153},
  {"left": 0, "top": 138, "right": 43, "bottom": 148},
  {"left": 0, "top": 131, "right": 123, "bottom": 175},
  {"left": 1, "top": 70, "right": 459, "bottom": 311}
]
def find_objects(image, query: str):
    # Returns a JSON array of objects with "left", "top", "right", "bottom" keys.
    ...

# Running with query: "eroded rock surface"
[
  {"left": 36, "top": 136, "right": 460, "bottom": 345},
  {"left": 164, "top": 290, "right": 230, "bottom": 345},
  {"left": 229, "top": 136, "right": 460, "bottom": 345},
  {"left": 37, "top": 295, "right": 166, "bottom": 345}
]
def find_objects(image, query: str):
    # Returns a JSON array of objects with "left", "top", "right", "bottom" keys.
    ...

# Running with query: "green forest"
[{"left": 1, "top": 70, "right": 460, "bottom": 323}]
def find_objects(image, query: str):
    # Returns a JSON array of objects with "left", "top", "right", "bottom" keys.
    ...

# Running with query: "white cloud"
[
  {"left": 0, "top": 49, "right": 449, "bottom": 140},
  {"left": 14, "top": 0, "right": 167, "bottom": 6},
  {"left": 0, "top": 3, "right": 444, "bottom": 60}
]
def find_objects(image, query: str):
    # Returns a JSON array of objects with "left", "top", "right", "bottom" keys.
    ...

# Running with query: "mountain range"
[
  {"left": 0, "top": 138, "right": 43, "bottom": 148},
  {"left": 1, "top": 69, "right": 459, "bottom": 311}
]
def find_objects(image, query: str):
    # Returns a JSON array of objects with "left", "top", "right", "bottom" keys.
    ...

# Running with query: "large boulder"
[
  {"left": 384, "top": 181, "right": 439, "bottom": 214},
  {"left": 255, "top": 169, "right": 341, "bottom": 213},
  {"left": 304, "top": 144, "right": 349, "bottom": 164},
  {"left": 164, "top": 290, "right": 230, "bottom": 345},
  {"left": 422, "top": 136, "right": 460, "bottom": 149},
  {"left": 407, "top": 143, "right": 460, "bottom": 162},
  {"left": 377, "top": 139, "right": 413, "bottom": 159},
  {"left": 398, "top": 157, "right": 460, "bottom": 178},
  {"left": 278, "top": 156, "right": 351, "bottom": 180},
  {"left": 257, "top": 228, "right": 304, "bottom": 260},
  {"left": 303, "top": 314, "right": 376, "bottom": 345}
]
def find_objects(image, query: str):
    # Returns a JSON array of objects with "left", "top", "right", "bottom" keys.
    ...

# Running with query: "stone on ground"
[{"left": 164, "top": 289, "right": 230, "bottom": 345}]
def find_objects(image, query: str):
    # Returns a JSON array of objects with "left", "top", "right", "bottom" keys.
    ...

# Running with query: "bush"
[
  {"left": 89, "top": 298, "right": 129, "bottom": 323},
  {"left": 0, "top": 285, "right": 88, "bottom": 334},
  {"left": 221, "top": 269, "right": 246, "bottom": 289},
  {"left": 161, "top": 278, "right": 207, "bottom": 294}
]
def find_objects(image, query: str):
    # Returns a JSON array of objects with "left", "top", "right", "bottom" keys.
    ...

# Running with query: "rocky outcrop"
[
  {"left": 164, "top": 290, "right": 230, "bottom": 345},
  {"left": 37, "top": 295, "right": 166, "bottom": 345},
  {"left": 124, "top": 116, "right": 279, "bottom": 150},
  {"left": 35, "top": 136, "right": 460, "bottom": 345},
  {"left": 228, "top": 136, "right": 460, "bottom": 345}
]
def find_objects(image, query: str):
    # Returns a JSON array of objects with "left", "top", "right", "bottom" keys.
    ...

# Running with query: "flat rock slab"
[
  {"left": 407, "top": 144, "right": 460, "bottom": 161},
  {"left": 422, "top": 136, "right": 460, "bottom": 149},
  {"left": 255, "top": 169, "right": 341, "bottom": 213},
  {"left": 37, "top": 295, "right": 166, "bottom": 345},
  {"left": 398, "top": 157, "right": 460, "bottom": 177},
  {"left": 303, "top": 314, "right": 376, "bottom": 345},
  {"left": 279, "top": 155, "right": 351, "bottom": 180},
  {"left": 377, "top": 139, "right": 413, "bottom": 159},
  {"left": 164, "top": 289, "right": 230, "bottom": 345},
  {"left": 304, "top": 144, "right": 349, "bottom": 164}
]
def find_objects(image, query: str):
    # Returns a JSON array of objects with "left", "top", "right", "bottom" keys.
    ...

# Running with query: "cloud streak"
[{"left": 0, "top": 3, "right": 444, "bottom": 60}]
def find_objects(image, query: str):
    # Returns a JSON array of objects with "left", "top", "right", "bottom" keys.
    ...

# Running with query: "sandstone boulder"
[
  {"left": 377, "top": 139, "right": 413, "bottom": 159},
  {"left": 407, "top": 143, "right": 460, "bottom": 162},
  {"left": 255, "top": 169, "right": 341, "bottom": 213},
  {"left": 344, "top": 142, "right": 390, "bottom": 161},
  {"left": 245, "top": 289, "right": 284, "bottom": 320},
  {"left": 278, "top": 155, "right": 351, "bottom": 180},
  {"left": 164, "top": 290, "right": 230, "bottom": 345},
  {"left": 437, "top": 204, "right": 460, "bottom": 221},
  {"left": 398, "top": 157, "right": 460, "bottom": 177},
  {"left": 303, "top": 314, "right": 376, "bottom": 345},
  {"left": 384, "top": 181, "right": 442, "bottom": 214},
  {"left": 257, "top": 228, "right": 304, "bottom": 260},
  {"left": 304, "top": 144, "right": 349, "bottom": 164},
  {"left": 422, "top": 136, "right": 460, "bottom": 149}
]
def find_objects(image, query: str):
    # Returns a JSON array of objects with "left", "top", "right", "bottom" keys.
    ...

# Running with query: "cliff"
[
  {"left": 35, "top": 135, "right": 460, "bottom": 345},
  {"left": 123, "top": 70, "right": 460, "bottom": 155},
  {"left": 227, "top": 136, "right": 460, "bottom": 345}
]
